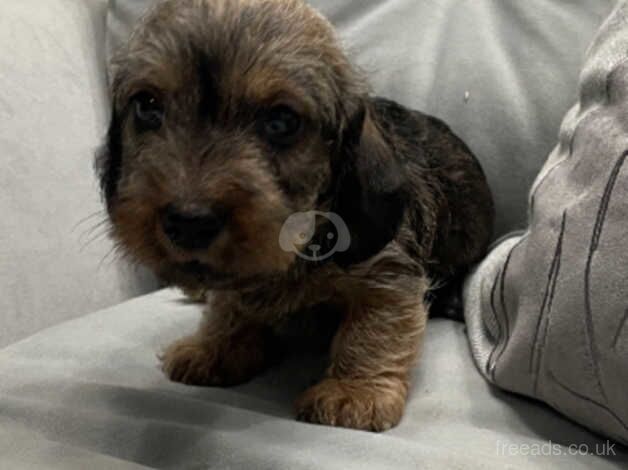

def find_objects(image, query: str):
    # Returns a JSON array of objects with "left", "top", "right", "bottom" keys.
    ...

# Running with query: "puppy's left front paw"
[{"left": 295, "top": 377, "right": 407, "bottom": 432}]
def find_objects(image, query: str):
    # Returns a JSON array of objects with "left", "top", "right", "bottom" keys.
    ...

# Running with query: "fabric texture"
[
  {"left": 0, "top": 0, "right": 156, "bottom": 348},
  {"left": 464, "top": 0, "right": 628, "bottom": 446},
  {"left": 0, "top": 289, "right": 626, "bottom": 469},
  {"left": 107, "top": 0, "right": 615, "bottom": 238}
]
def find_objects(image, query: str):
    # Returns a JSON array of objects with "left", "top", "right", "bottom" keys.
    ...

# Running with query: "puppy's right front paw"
[
  {"left": 160, "top": 326, "right": 278, "bottom": 387},
  {"left": 160, "top": 335, "right": 222, "bottom": 386}
]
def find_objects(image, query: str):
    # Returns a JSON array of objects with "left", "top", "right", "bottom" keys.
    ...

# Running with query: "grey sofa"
[{"left": 1, "top": 1, "right": 626, "bottom": 468}]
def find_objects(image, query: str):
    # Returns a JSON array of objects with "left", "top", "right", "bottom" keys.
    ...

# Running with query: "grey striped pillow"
[{"left": 464, "top": 0, "right": 628, "bottom": 445}]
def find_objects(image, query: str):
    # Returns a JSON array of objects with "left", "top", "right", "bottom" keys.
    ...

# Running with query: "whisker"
[
  {"left": 96, "top": 245, "right": 119, "bottom": 271},
  {"left": 71, "top": 210, "right": 105, "bottom": 233},
  {"left": 79, "top": 229, "right": 110, "bottom": 252},
  {"left": 78, "top": 219, "right": 110, "bottom": 244}
]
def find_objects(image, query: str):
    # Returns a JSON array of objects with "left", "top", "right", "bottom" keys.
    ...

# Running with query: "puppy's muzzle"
[{"left": 160, "top": 204, "right": 227, "bottom": 251}]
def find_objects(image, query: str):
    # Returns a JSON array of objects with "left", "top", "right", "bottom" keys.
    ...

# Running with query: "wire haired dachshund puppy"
[{"left": 97, "top": 0, "right": 494, "bottom": 431}]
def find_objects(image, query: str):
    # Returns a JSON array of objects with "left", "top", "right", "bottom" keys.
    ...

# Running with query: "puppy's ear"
[
  {"left": 330, "top": 101, "right": 408, "bottom": 267},
  {"left": 95, "top": 108, "right": 123, "bottom": 211}
]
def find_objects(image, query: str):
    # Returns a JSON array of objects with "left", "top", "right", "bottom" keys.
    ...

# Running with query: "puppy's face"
[{"left": 97, "top": 0, "right": 406, "bottom": 290}]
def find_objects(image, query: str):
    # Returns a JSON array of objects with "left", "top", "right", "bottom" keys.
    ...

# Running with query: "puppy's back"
[{"left": 369, "top": 97, "right": 494, "bottom": 277}]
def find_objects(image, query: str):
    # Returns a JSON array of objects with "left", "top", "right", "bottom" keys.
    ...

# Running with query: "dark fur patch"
[
  {"left": 96, "top": 109, "right": 123, "bottom": 210},
  {"left": 330, "top": 104, "right": 408, "bottom": 267},
  {"left": 196, "top": 50, "right": 220, "bottom": 122}
]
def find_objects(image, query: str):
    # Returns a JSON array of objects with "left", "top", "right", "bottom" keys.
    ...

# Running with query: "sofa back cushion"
[{"left": 0, "top": 0, "right": 155, "bottom": 348}]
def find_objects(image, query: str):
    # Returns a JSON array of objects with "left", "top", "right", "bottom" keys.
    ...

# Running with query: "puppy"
[{"left": 97, "top": 0, "right": 494, "bottom": 431}]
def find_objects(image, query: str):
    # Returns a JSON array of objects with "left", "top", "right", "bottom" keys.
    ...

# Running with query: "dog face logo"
[{"left": 279, "top": 211, "right": 350, "bottom": 261}]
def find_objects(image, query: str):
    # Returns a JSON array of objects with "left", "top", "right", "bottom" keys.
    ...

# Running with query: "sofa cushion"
[
  {"left": 0, "top": 0, "right": 156, "bottom": 348},
  {"left": 107, "top": 0, "right": 615, "bottom": 237},
  {"left": 0, "top": 288, "right": 626, "bottom": 469},
  {"left": 464, "top": 0, "right": 628, "bottom": 445}
]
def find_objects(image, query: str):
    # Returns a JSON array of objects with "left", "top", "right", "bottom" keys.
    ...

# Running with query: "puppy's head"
[{"left": 97, "top": 0, "right": 406, "bottom": 290}]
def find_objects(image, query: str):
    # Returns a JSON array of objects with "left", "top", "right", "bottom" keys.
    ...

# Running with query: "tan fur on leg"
[
  {"left": 161, "top": 294, "right": 280, "bottom": 386},
  {"left": 296, "top": 273, "right": 428, "bottom": 431}
]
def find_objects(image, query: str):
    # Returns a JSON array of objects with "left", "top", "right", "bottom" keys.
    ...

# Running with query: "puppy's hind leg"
[{"left": 295, "top": 274, "right": 428, "bottom": 431}]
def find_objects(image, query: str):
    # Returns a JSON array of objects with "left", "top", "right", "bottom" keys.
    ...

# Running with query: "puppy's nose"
[{"left": 160, "top": 204, "right": 226, "bottom": 251}]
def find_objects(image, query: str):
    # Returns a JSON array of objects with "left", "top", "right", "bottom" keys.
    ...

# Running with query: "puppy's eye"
[
  {"left": 131, "top": 91, "right": 164, "bottom": 132},
  {"left": 260, "top": 106, "right": 302, "bottom": 147}
]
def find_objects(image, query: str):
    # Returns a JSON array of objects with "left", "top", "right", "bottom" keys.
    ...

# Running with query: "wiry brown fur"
[{"left": 97, "top": 0, "right": 494, "bottom": 432}]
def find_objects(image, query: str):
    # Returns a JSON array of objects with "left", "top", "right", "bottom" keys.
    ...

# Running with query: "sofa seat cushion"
[{"left": 1, "top": 289, "right": 626, "bottom": 469}]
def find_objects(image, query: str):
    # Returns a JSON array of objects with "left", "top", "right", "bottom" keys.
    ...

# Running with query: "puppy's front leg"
[
  {"left": 161, "top": 292, "right": 279, "bottom": 386},
  {"left": 296, "top": 275, "right": 428, "bottom": 432}
]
